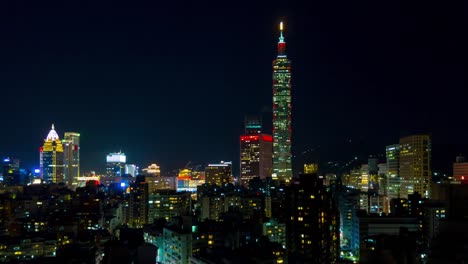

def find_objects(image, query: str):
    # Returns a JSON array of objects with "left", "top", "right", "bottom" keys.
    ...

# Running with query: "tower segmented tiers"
[
  {"left": 272, "top": 22, "right": 292, "bottom": 184},
  {"left": 40, "top": 124, "right": 65, "bottom": 183}
]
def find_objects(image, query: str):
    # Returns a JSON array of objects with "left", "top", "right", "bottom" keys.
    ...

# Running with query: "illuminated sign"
[
  {"left": 241, "top": 135, "right": 259, "bottom": 142},
  {"left": 241, "top": 135, "right": 272, "bottom": 142}
]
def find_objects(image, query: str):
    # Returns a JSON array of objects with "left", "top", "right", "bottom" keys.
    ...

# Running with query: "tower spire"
[
  {"left": 277, "top": 21, "right": 286, "bottom": 56},
  {"left": 51, "top": 123, "right": 55, "bottom": 130},
  {"left": 279, "top": 21, "right": 284, "bottom": 43}
]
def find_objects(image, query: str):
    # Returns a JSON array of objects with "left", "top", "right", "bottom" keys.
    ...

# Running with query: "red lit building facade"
[{"left": 240, "top": 134, "right": 273, "bottom": 187}]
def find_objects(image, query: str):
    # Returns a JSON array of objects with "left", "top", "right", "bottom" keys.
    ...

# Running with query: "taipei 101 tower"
[{"left": 272, "top": 22, "right": 292, "bottom": 184}]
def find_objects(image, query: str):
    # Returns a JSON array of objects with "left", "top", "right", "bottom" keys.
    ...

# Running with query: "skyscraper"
[
  {"left": 205, "top": 161, "right": 232, "bottom": 187},
  {"left": 272, "top": 22, "right": 292, "bottom": 184},
  {"left": 106, "top": 152, "right": 126, "bottom": 177},
  {"left": 244, "top": 115, "right": 262, "bottom": 135},
  {"left": 240, "top": 115, "right": 273, "bottom": 187},
  {"left": 399, "top": 135, "right": 431, "bottom": 198},
  {"left": 63, "top": 132, "right": 80, "bottom": 187},
  {"left": 240, "top": 135, "right": 273, "bottom": 187},
  {"left": 40, "top": 124, "right": 64, "bottom": 183},
  {"left": 2, "top": 157, "right": 20, "bottom": 186},
  {"left": 386, "top": 144, "right": 400, "bottom": 200},
  {"left": 125, "top": 164, "right": 138, "bottom": 176}
]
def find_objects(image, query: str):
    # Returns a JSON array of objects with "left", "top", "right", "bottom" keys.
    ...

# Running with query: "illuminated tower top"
[
  {"left": 277, "top": 21, "right": 286, "bottom": 57},
  {"left": 46, "top": 123, "right": 60, "bottom": 141}
]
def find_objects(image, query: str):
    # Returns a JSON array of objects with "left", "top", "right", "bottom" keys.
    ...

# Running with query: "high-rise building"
[
  {"left": 272, "top": 22, "right": 292, "bottom": 184},
  {"left": 338, "top": 188, "right": 360, "bottom": 259},
  {"left": 287, "top": 173, "right": 340, "bottom": 263},
  {"left": 453, "top": 155, "right": 468, "bottom": 183},
  {"left": 63, "top": 132, "right": 80, "bottom": 187},
  {"left": 128, "top": 176, "right": 149, "bottom": 228},
  {"left": 386, "top": 144, "right": 400, "bottom": 200},
  {"left": 244, "top": 115, "right": 262, "bottom": 135},
  {"left": 40, "top": 124, "right": 64, "bottom": 183},
  {"left": 240, "top": 134, "right": 273, "bottom": 187},
  {"left": 106, "top": 152, "right": 126, "bottom": 177},
  {"left": 399, "top": 135, "right": 431, "bottom": 198},
  {"left": 125, "top": 164, "right": 138, "bottom": 176},
  {"left": 205, "top": 161, "right": 232, "bottom": 187},
  {"left": 147, "top": 191, "right": 191, "bottom": 223},
  {"left": 2, "top": 157, "right": 20, "bottom": 186}
]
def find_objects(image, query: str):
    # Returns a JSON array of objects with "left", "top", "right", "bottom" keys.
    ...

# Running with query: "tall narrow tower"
[
  {"left": 272, "top": 21, "right": 292, "bottom": 183},
  {"left": 63, "top": 132, "right": 80, "bottom": 187}
]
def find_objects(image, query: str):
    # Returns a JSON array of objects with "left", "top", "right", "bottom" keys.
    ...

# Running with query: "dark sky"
[{"left": 0, "top": 1, "right": 466, "bottom": 175}]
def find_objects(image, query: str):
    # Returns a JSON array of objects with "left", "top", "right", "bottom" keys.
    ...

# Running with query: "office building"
[
  {"left": 239, "top": 134, "right": 273, "bottom": 187},
  {"left": 386, "top": 144, "right": 400, "bottom": 200},
  {"left": 244, "top": 115, "right": 262, "bottom": 134},
  {"left": 399, "top": 135, "right": 431, "bottom": 198},
  {"left": 125, "top": 164, "right": 138, "bottom": 176},
  {"left": 205, "top": 161, "right": 232, "bottom": 187},
  {"left": 2, "top": 157, "right": 20, "bottom": 186},
  {"left": 63, "top": 132, "right": 80, "bottom": 187},
  {"left": 272, "top": 22, "right": 293, "bottom": 184},
  {"left": 128, "top": 177, "right": 149, "bottom": 228},
  {"left": 40, "top": 124, "right": 65, "bottom": 183},
  {"left": 106, "top": 152, "right": 126, "bottom": 177},
  {"left": 453, "top": 155, "right": 468, "bottom": 183}
]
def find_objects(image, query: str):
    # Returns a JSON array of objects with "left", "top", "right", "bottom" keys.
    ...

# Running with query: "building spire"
[
  {"left": 279, "top": 21, "right": 284, "bottom": 43},
  {"left": 277, "top": 21, "right": 286, "bottom": 56},
  {"left": 46, "top": 123, "right": 60, "bottom": 141}
]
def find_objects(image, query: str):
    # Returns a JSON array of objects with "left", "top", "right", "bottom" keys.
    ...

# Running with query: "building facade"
[
  {"left": 272, "top": 22, "right": 292, "bottom": 184},
  {"left": 205, "top": 162, "right": 232, "bottom": 187},
  {"left": 106, "top": 152, "right": 126, "bottom": 177},
  {"left": 147, "top": 191, "right": 191, "bottom": 223},
  {"left": 386, "top": 144, "right": 400, "bottom": 200},
  {"left": 240, "top": 134, "right": 273, "bottom": 187},
  {"left": 40, "top": 124, "right": 64, "bottom": 183},
  {"left": 287, "top": 173, "right": 340, "bottom": 263},
  {"left": 63, "top": 132, "right": 80, "bottom": 187},
  {"left": 399, "top": 135, "right": 431, "bottom": 198},
  {"left": 2, "top": 157, "right": 21, "bottom": 186},
  {"left": 453, "top": 155, "right": 468, "bottom": 183}
]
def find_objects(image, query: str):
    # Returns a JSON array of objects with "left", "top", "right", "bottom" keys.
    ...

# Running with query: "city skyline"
[
  {"left": 0, "top": 2, "right": 466, "bottom": 263},
  {"left": 0, "top": 1, "right": 466, "bottom": 174}
]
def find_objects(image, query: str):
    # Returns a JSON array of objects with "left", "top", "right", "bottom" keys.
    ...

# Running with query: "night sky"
[{"left": 0, "top": 1, "right": 466, "bottom": 175}]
